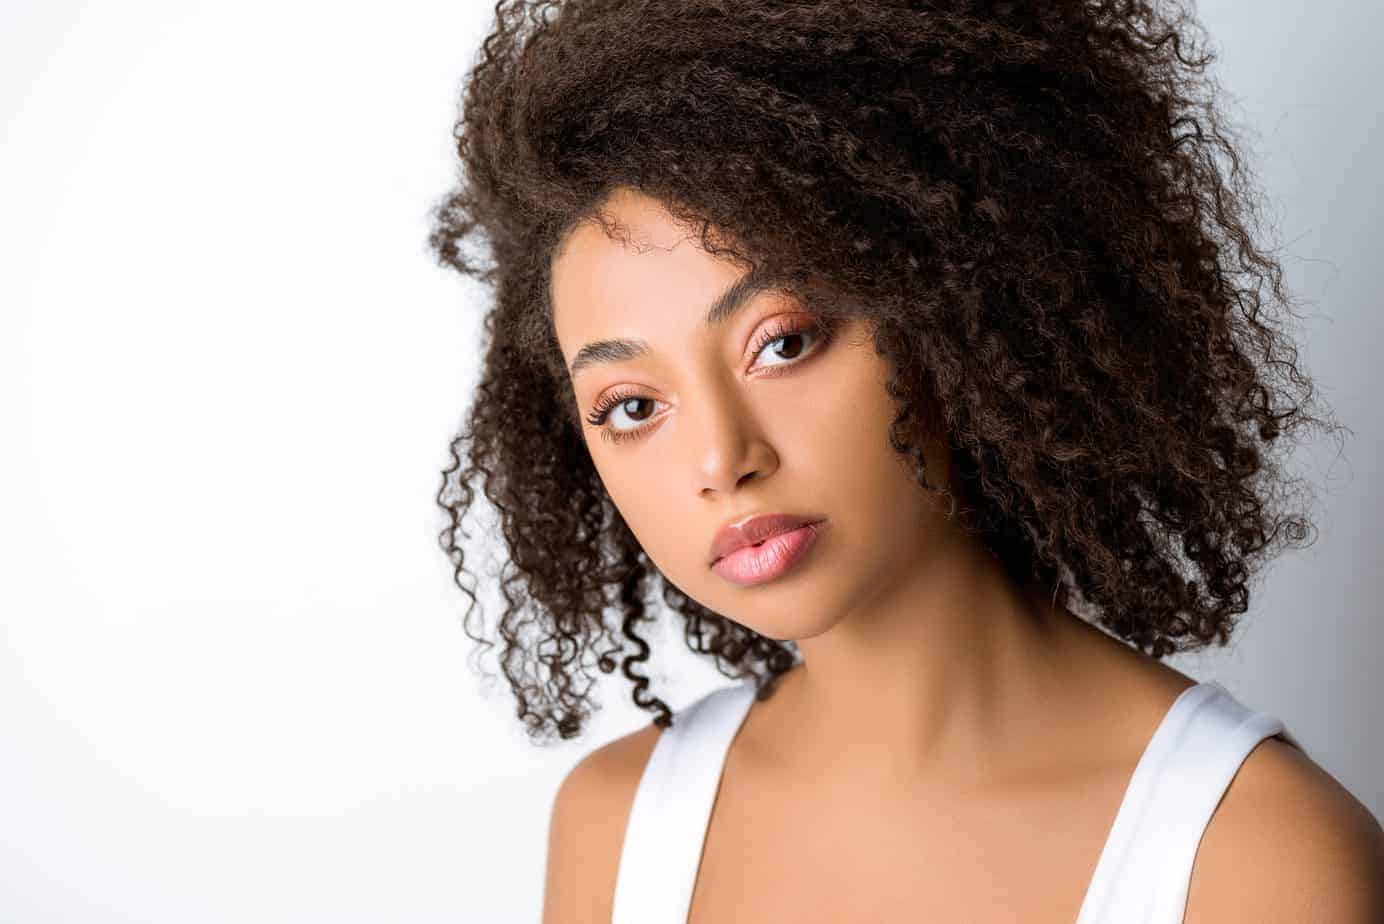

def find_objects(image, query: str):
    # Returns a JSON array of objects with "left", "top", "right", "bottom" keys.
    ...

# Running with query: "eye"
[
  {"left": 584, "top": 317, "right": 831, "bottom": 445},
  {"left": 745, "top": 316, "right": 821, "bottom": 370},
  {"left": 585, "top": 388, "right": 656, "bottom": 445}
]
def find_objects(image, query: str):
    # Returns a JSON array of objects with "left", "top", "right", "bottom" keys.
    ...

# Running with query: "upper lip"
[{"left": 708, "top": 512, "right": 826, "bottom": 565}]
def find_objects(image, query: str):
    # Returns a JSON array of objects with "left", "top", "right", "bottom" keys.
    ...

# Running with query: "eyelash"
[{"left": 585, "top": 317, "right": 831, "bottom": 445}]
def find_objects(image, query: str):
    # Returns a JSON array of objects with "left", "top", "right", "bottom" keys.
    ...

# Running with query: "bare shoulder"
[
  {"left": 1185, "top": 734, "right": 1384, "bottom": 923},
  {"left": 541, "top": 720, "right": 663, "bottom": 924}
]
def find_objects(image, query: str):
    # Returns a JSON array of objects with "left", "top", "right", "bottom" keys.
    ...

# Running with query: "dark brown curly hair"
[{"left": 425, "top": 0, "right": 1346, "bottom": 743}]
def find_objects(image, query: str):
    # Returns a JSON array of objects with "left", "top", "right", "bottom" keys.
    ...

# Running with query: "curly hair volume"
[{"left": 425, "top": 0, "right": 1345, "bottom": 743}]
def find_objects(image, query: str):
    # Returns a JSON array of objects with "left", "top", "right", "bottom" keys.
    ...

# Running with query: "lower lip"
[{"left": 711, "top": 521, "right": 824, "bottom": 587}]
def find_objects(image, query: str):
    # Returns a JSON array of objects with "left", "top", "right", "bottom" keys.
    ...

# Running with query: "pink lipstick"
[{"left": 709, "top": 514, "right": 826, "bottom": 587}]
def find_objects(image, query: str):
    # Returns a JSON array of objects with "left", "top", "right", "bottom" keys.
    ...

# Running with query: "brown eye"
[
  {"left": 608, "top": 396, "right": 655, "bottom": 424},
  {"left": 748, "top": 318, "right": 826, "bottom": 371},
  {"left": 761, "top": 331, "right": 808, "bottom": 362},
  {"left": 586, "top": 390, "right": 663, "bottom": 442}
]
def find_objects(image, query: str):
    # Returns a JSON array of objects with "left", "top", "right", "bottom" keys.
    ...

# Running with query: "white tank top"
[{"left": 609, "top": 678, "right": 1302, "bottom": 924}]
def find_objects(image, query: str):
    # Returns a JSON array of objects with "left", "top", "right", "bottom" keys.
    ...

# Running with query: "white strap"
[
  {"left": 1076, "top": 681, "right": 1291, "bottom": 924},
  {"left": 610, "top": 681, "right": 757, "bottom": 924}
]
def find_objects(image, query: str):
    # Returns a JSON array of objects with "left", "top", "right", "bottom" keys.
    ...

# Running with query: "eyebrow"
[{"left": 567, "top": 269, "right": 785, "bottom": 382}]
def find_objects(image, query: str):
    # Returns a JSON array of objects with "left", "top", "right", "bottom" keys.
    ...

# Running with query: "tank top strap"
[
  {"left": 1075, "top": 680, "right": 1301, "bottom": 924},
  {"left": 610, "top": 679, "right": 758, "bottom": 924}
]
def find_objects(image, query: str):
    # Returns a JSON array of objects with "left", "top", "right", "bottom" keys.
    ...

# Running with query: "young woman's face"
[{"left": 550, "top": 187, "right": 956, "bottom": 640}]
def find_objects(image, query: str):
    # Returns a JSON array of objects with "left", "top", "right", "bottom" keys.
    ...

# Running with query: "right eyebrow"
[{"left": 567, "top": 268, "right": 785, "bottom": 382}]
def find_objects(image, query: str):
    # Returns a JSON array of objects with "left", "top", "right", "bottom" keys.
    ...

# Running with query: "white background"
[{"left": 2, "top": 2, "right": 1380, "bottom": 921}]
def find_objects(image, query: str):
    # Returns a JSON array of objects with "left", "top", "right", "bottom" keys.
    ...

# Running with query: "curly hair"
[{"left": 425, "top": 0, "right": 1346, "bottom": 743}]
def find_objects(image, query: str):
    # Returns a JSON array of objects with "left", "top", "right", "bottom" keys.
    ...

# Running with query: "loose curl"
[{"left": 426, "top": 0, "right": 1346, "bottom": 743}]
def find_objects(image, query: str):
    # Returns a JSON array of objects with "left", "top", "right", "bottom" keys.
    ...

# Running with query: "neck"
[{"left": 758, "top": 531, "right": 1088, "bottom": 791}]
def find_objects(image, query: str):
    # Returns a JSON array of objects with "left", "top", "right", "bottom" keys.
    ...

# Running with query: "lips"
[{"left": 708, "top": 512, "right": 826, "bottom": 566}]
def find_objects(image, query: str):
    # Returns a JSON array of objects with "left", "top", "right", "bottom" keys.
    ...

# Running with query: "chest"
[{"left": 685, "top": 762, "right": 1136, "bottom": 924}]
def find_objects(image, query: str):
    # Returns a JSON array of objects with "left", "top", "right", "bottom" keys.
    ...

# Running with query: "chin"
[{"left": 737, "top": 608, "right": 843, "bottom": 643}]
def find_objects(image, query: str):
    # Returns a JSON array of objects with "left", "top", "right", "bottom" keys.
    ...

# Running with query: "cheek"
[
  {"left": 812, "top": 357, "right": 947, "bottom": 537},
  {"left": 797, "top": 354, "right": 911, "bottom": 481},
  {"left": 602, "top": 477, "right": 688, "bottom": 565}
]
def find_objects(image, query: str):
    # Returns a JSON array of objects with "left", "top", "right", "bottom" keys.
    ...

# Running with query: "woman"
[{"left": 426, "top": 1, "right": 1383, "bottom": 921}]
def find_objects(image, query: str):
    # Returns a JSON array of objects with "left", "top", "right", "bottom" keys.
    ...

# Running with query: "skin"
[{"left": 544, "top": 187, "right": 1384, "bottom": 922}]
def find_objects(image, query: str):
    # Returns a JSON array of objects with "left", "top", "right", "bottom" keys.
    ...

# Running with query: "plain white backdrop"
[{"left": 1, "top": 1, "right": 1379, "bottom": 921}]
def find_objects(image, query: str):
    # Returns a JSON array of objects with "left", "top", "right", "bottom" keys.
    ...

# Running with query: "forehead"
[{"left": 550, "top": 192, "right": 749, "bottom": 341}]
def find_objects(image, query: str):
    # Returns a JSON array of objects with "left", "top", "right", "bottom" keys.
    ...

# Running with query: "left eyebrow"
[{"left": 567, "top": 268, "right": 785, "bottom": 382}]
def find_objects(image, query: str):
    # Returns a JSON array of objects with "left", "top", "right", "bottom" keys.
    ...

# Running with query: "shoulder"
[
  {"left": 1185, "top": 734, "right": 1384, "bottom": 923},
  {"left": 541, "top": 720, "right": 664, "bottom": 924}
]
